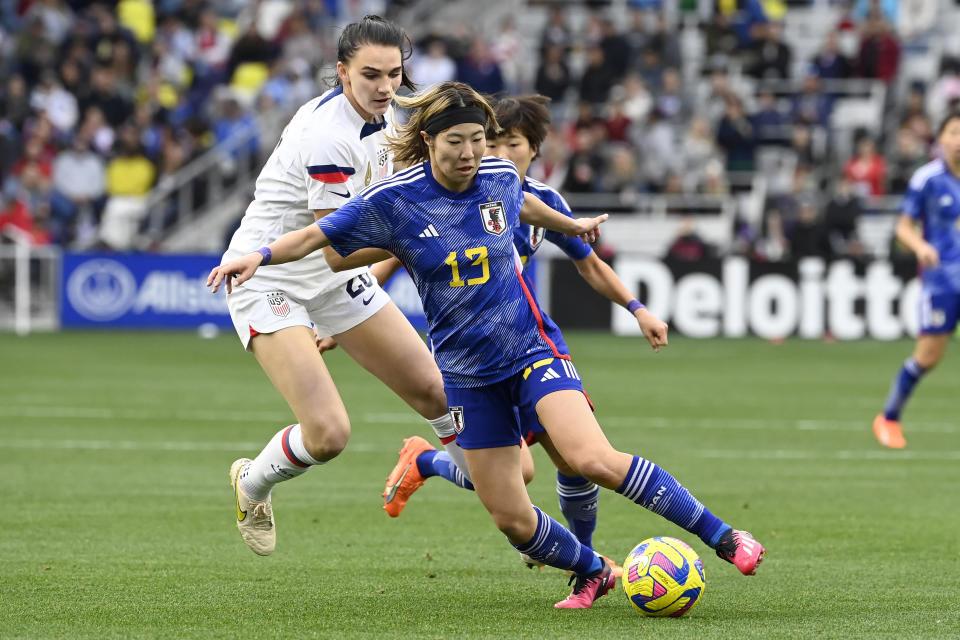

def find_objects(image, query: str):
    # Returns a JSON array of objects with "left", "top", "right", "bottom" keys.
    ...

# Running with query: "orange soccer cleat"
[
  {"left": 382, "top": 436, "right": 435, "bottom": 517},
  {"left": 873, "top": 414, "right": 907, "bottom": 449}
]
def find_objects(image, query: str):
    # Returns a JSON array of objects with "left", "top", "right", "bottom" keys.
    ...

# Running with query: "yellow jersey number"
[{"left": 445, "top": 247, "right": 490, "bottom": 287}]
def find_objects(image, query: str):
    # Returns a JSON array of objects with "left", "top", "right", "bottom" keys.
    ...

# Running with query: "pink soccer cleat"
[
  {"left": 554, "top": 559, "right": 616, "bottom": 609},
  {"left": 715, "top": 529, "right": 765, "bottom": 575}
]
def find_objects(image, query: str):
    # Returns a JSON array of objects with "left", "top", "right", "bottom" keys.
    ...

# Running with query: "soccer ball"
[{"left": 622, "top": 536, "right": 705, "bottom": 617}]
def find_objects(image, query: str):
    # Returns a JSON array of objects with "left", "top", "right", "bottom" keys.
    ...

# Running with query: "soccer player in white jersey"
[
  {"left": 209, "top": 82, "right": 765, "bottom": 609},
  {"left": 873, "top": 110, "right": 960, "bottom": 448},
  {"left": 222, "top": 16, "right": 468, "bottom": 557},
  {"left": 378, "top": 95, "right": 668, "bottom": 574}
]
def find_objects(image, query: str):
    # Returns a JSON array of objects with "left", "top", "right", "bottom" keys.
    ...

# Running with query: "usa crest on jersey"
[
  {"left": 529, "top": 226, "right": 544, "bottom": 249},
  {"left": 267, "top": 292, "right": 290, "bottom": 317},
  {"left": 479, "top": 201, "right": 506, "bottom": 236},
  {"left": 450, "top": 406, "right": 466, "bottom": 433}
]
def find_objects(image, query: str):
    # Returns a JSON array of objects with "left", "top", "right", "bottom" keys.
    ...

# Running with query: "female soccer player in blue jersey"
[
  {"left": 873, "top": 110, "right": 960, "bottom": 449},
  {"left": 379, "top": 95, "right": 669, "bottom": 574},
  {"left": 208, "top": 82, "right": 765, "bottom": 609}
]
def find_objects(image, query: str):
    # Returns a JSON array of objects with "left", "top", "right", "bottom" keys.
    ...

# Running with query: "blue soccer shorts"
[
  {"left": 447, "top": 356, "right": 587, "bottom": 450},
  {"left": 919, "top": 289, "right": 960, "bottom": 334}
]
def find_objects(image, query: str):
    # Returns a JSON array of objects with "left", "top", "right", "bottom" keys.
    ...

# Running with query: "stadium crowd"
[{"left": 1, "top": 0, "right": 958, "bottom": 261}]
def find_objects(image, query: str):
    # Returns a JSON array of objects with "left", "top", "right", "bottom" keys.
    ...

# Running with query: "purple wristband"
[
  {"left": 256, "top": 246, "right": 272, "bottom": 265},
  {"left": 627, "top": 299, "right": 645, "bottom": 314}
]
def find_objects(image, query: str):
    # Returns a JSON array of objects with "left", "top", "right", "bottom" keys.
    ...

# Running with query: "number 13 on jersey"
[{"left": 445, "top": 247, "right": 490, "bottom": 287}]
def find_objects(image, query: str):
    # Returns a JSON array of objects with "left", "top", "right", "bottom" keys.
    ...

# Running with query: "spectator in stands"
[
  {"left": 212, "top": 92, "right": 259, "bottom": 171},
  {"left": 80, "top": 64, "right": 133, "bottom": 128},
  {"left": 856, "top": 14, "right": 900, "bottom": 83},
  {"left": 753, "top": 89, "right": 788, "bottom": 145},
  {"left": 788, "top": 196, "right": 827, "bottom": 258},
  {"left": 844, "top": 135, "right": 887, "bottom": 196},
  {"left": 279, "top": 14, "right": 323, "bottom": 69},
  {"left": 811, "top": 31, "right": 852, "bottom": 80},
  {"left": 578, "top": 46, "right": 616, "bottom": 105},
  {"left": 927, "top": 57, "right": 960, "bottom": 128},
  {"left": 701, "top": 158, "right": 731, "bottom": 196},
  {"left": 888, "top": 123, "right": 929, "bottom": 193},
  {"left": 14, "top": 16, "right": 58, "bottom": 86},
  {"left": 77, "top": 105, "right": 115, "bottom": 157},
  {"left": 226, "top": 19, "right": 277, "bottom": 90},
  {"left": 897, "top": 0, "right": 938, "bottom": 46},
  {"left": 25, "top": 0, "right": 73, "bottom": 46},
  {"left": 457, "top": 37, "right": 506, "bottom": 96},
  {"left": 534, "top": 42, "right": 572, "bottom": 120},
  {"left": 702, "top": 9, "right": 739, "bottom": 71},
  {"left": 681, "top": 116, "right": 722, "bottom": 193},
  {"left": 822, "top": 176, "right": 865, "bottom": 259},
  {"left": 1, "top": 74, "right": 32, "bottom": 132},
  {"left": 667, "top": 218, "right": 716, "bottom": 261},
  {"left": 620, "top": 73, "right": 652, "bottom": 126},
  {"left": 99, "top": 125, "right": 155, "bottom": 250},
  {"left": 600, "top": 144, "right": 641, "bottom": 200},
  {"left": 604, "top": 94, "right": 633, "bottom": 143},
  {"left": 49, "top": 135, "right": 106, "bottom": 245},
  {"left": 746, "top": 21, "right": 792, "bottom": 80},
  {"left": 755, "top": 206, "right": 789, "bottom": 261},
  {"left": 30, "top": 70, "right": 78, "bottom": 137},
  {"left": 791, "top": 70, "right": 834, "bottom": 128},
  {"left": 411, "top": 37, "right": 457, "bottom": 89},
  {"left": 598, "top": 17, "right": 631, "bottom": 82},
  {"left": 789, "top": 123, "right": 818, "bottom": 168},
  {"left": 655, "top": 67, "right": 686, "bottom": 122},
  {"left": 636, "top": 106, "right": 681, "bottom": 191},
  {"left": 492, "top": 17, "right": 532, "bottom": 93},
  {"left": 0, "top": 194, "right": 51, "bottom": 245},
  {"left": 716, "top": 94, "right": 756, "bottom": 173},
  {"left": 540, "top": 6, "right": 572, "bottom": 54}
]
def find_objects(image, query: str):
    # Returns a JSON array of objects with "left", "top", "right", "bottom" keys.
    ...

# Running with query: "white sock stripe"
[
  {"left": 686, "top": 502, "right": 705, "bottom": 528},
  {"left": 622, "top": 458, "right": 650, "bottom": 501},
  {"left": 557, "top": 483, "right": 599, "bottom": 498},
  {"left": 633, "top": 459, "right": 656, "bottom": 501}
]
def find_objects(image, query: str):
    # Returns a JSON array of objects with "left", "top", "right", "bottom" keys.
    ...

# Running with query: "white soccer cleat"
[
  {"left": 520, "top": 551, "right": 545, "bottom": 569},
  {"left": 229, "top": 458, "right": 275, "bottom": 556}
]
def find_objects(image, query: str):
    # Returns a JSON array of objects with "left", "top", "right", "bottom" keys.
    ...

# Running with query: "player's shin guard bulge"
[
  {"left": 383, "top": 436, "right": 434, "bottom": 517},
  {"left": 230, "top": 458, "right": 276, "bottom": 556},
  {"left": 715, "top": 529, "right": 765, "bottom": 575}
]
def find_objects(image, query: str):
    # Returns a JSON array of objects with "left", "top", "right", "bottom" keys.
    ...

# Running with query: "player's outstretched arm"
[
  {"left": 895, "top": 213, "right": 939, "bottom": 268},
  {"left": 573, "top": 253, "right": 669, "bottom": 352},
  {"left": 520, "top": 192, "right": 607, "bottom": 243},
  {"left": 207, "top": 224, "right": 331, "bottom": 293}
]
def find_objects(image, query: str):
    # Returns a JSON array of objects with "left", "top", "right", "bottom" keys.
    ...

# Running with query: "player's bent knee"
[
  {"left": 488, "top": 509, "right": 536, "bottom": 542},
  {"left": 299, "top": 414, "right": 351, "bottom": 461},
  {"left": 568, "top": 455, "right": 620, "bottom": 488}
]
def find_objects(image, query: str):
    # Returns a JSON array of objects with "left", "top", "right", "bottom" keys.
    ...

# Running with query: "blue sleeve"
[
  {"left": 901, "top": 175, "right": 925, "bottom": 220},
  {"left": 542, "top": 190, "right": 594, "bottom": 261},
  {"left": 316, "top": 192, "right": 393, "bottom": 256}
]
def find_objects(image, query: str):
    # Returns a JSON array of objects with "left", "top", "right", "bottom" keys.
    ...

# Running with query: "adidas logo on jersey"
[
  {"left": 419, "top": 224, "right": 439, "bottom": 238},
  {"left": 540, "top": 368, "right": 560, "bottom": 382}
]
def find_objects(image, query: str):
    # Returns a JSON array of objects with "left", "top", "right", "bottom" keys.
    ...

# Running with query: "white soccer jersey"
[{"left": 223, "top": 85, "right": 395, "bottom": 300}]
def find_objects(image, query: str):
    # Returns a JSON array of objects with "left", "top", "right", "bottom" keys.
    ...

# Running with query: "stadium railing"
[{"left": 0, "top": 230, "right": 60, "bottom": 335}]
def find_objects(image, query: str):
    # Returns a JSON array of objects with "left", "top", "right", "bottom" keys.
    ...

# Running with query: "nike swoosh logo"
[
  {"left": 234, "top": 470, "right": 246, "bottom": 522},
  {"left": 331, "top": 189, "right": 350, "bottom": 198},
  {"left": 362, "top": 293, "right": 375, "bottom": 305},
  {"left": 384, "top": 465, "right": 411, "bottom": 503}
]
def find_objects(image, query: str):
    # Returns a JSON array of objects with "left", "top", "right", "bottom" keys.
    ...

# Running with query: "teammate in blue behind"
[
  {"left": 380, "top": 95, "right": 669, "bottom": 576},
  {"left": 873, "top": 110, "right": 960, "bottom": 448},
  {"left": 208, "top": 82, "right": 765, "bottom": 609}
]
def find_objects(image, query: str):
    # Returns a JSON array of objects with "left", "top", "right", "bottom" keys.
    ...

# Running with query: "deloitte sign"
[
  {"left": 612, "top": 257, "right": 921, "bottom": 340},
  {"left": 61, "top": 253, "right": 231, "bottom": 328}
]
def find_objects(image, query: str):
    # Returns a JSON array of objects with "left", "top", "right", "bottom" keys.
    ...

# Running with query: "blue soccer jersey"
[
  {"left": 902, "top": 159, "right": 960, "bottom": 294},
  {"left": 317, "top": 157, "right": 569, "bottom": 388},
  {"left": 515, "top": 178, "right": 594, "bottom": 266}
]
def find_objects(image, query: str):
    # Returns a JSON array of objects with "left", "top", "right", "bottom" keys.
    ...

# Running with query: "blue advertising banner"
[{"left": 61, "top": 253, "right": 231, "bottom": 328}]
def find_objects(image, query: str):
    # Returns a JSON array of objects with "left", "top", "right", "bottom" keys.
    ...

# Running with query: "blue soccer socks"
[
  {"left": 883, "top": 357, "right": 927, "bottom": 421},
  {"left": 512, "top": 506, "right": 602, "bottom": 575},
  {"left": 416, "top": 450, "right": 474, "bottom": 490},
  {"left": 557, "top": 472, "right": 599, "bottom": 549},
  {"left": 616, "top": 456, "right": 729, "bottom": 548}
]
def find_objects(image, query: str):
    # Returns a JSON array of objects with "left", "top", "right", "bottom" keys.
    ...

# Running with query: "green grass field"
[{"left": 2, "top": 331, "right": 959, "bottom": 639}]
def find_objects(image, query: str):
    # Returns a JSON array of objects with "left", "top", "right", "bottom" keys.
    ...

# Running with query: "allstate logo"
[{"left": 66, "top": 259, "right": 138, "bottom": 321}]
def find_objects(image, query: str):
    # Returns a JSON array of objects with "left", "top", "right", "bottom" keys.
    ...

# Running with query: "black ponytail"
[{"left": 337, "top": 15, "right": 416, "bottom": 91}]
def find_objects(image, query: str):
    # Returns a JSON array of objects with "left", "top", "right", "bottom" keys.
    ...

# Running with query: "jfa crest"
[
  {"left": 450, "top": 406, "right": 465, "bottom": 433},
  {"left": 529, "top": 225, "right": 545, "bottom": 249},
  {"left": 266, "top": 292, "right": 290, "bottom": 317},
  {"left": 479, "top": 201, "right": 506, "bottom": 236}
]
